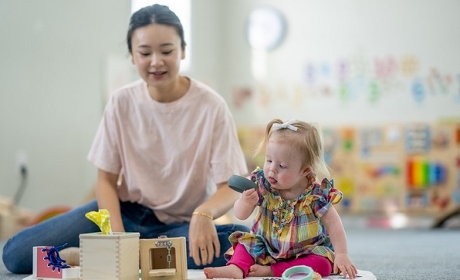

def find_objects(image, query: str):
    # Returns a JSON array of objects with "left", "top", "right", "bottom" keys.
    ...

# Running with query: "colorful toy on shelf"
[
  {"left": 406, "top": 157, "right": 446, "bottom": 188},
  {"left": 405, "top": 124, "right": 430, "bottom": 153},
  {"left": 32, "top": 244, "right": 79, "bottom": 279},
  {"left": 140, "top": 236, "right": 187, "bottom": 280}
]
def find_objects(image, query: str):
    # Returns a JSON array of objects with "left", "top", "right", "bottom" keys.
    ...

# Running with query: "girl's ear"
[{"left": 302, "top": 166, "right": 312, "bottom": 176}]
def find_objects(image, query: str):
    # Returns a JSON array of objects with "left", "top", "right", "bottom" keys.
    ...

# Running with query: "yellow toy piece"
[{"left": 85, "top": 209, "right": 112, "bottom": 234}]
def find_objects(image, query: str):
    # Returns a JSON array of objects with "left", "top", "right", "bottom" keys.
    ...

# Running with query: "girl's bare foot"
[
  {"left": 204, "top": 264, "right": 244, "bottom": 279},
  {"left": 247, "top": 264, "right": 273, "bottom": 277}
]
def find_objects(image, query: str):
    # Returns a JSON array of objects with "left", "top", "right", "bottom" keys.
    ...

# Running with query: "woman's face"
[{"left": 131, "top": 23, "right": 185, "bottom": 90}]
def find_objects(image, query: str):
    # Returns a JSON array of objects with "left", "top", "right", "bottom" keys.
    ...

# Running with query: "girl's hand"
[
  {"left": 188, "top": 213, "right": 220, "bottom": 266},
  {"left": 333, "top": 253, "right": 358, "bottom": 279},
  {"left": 233, "top": 188, "right": 258, "bottom": 220},
  {"left": 241, "top": 189, "right": 258, "bottom": 206}
]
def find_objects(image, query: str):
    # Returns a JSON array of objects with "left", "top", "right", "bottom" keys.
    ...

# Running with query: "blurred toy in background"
[{"left": 0, "top": 195, "right": 34, "bottom": 240}]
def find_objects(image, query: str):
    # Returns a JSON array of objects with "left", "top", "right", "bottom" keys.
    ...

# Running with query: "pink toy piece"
[{"left": 32, "top": 246, "right": 79, "bottom": 279}]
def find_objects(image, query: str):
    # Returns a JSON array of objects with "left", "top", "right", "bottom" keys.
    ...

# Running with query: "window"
[{"left": 131, "top": 0, "right": 191, "bottom": 72}]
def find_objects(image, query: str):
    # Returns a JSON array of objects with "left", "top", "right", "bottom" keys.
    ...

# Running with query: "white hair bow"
[{"left": 272, "top": 119, "right": 298, "bottom": 131}]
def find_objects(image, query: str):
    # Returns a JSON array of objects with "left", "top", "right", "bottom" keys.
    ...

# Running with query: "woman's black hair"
[{"left": 127, "top": 4, "right": 186, "bottom": 54}]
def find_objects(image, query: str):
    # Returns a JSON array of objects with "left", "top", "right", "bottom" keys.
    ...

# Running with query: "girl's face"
[
  {"left": 131, "top": 23, "right": 185, "bottom": 92},
  {"left": 263, "top": 135, "right": 310, "bottom": 198}
]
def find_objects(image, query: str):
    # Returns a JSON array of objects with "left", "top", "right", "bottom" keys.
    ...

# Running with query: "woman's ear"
[{"left": 181, "top": 47, "right": 186, "bottom": 60}]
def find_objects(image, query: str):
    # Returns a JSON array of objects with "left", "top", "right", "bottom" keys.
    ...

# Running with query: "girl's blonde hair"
[{"left": 254, "top": 119, "right": 330, "bottom": 178}]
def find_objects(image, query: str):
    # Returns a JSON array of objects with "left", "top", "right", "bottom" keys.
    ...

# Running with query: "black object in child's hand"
[{"left": 228, "top": 175, "right": 257, "bottom": 193}]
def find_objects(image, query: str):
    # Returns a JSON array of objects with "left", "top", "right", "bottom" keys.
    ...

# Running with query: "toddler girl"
[{"left": 204, "top": 119, "right": 357, "bottom": 279}]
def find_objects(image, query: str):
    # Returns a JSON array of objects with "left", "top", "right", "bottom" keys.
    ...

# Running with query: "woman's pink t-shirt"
[{"left": 87, "top": 78, "right": 248, "bottom": 224}]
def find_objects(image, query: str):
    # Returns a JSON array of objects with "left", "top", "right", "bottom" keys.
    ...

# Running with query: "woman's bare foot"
[
  {"left": 204, "top": 264, "right": 244, "bottom": 279},
  {"left": 247, "top": 264, "right": 273, "bottom": 277},
  {"left": 58, "top": 247, "right": 80, "bottom": 266}
]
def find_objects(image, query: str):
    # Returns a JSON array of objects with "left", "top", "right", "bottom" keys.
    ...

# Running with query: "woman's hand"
[
  {"left": 188, "top": 181, "right": 240, "bottom": 266},
  {"left": 189, "top": 212, "right": 220, "bottom": 266}
]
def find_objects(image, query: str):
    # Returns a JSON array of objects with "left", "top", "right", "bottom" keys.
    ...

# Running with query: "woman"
[{"left": 2, "top": 4, "right": 249, "bottom": 274}]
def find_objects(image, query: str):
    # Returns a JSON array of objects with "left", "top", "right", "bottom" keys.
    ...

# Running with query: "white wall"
[
  {"left": 0, "top": 0, "right": 131, "bottom": 212},
  {"left": 0, "top": 0, "right": 230, "bottom": 213},
  {"left": 1, "top": 0, "right": 459, "bottom": 213},
  {"left": 220, "top": 0, "right": 460, "bottom": 127}
]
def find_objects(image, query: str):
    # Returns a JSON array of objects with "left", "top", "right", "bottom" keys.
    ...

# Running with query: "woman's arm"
[
  {"left": 189, "top": 182, "right": 240, "bottom": 266},
  {"left": 95, "top": 169, "right": 124, "bottom": 232},
  {"left": 193, "top": 182, "right": 240, "bottom": 218}
]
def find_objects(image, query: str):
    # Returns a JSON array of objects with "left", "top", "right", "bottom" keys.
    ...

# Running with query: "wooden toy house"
[{"left": 139, "top": 236, "right": 187, "bottom": 280}]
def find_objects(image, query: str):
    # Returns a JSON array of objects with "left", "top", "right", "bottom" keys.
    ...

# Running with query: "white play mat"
[
  {"left": 24, "top": 268, "right": 376, "bottom": 280},
  {"left": 187, "top": 269, "right": 376, "bottom": 280}
]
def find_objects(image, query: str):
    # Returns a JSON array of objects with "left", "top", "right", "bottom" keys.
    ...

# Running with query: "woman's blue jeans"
[{"left": 2, "top": 200, "right": 249, "bottom": 274}]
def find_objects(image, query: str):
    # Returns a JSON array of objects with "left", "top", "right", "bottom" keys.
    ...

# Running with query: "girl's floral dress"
[{"left": 225, "top": 168, "right": 342, "bottom": 265}]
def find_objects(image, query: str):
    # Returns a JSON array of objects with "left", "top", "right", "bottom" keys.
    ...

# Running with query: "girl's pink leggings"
[{"left": 227, "top": 243, "right": 332, "bottom": 278}]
